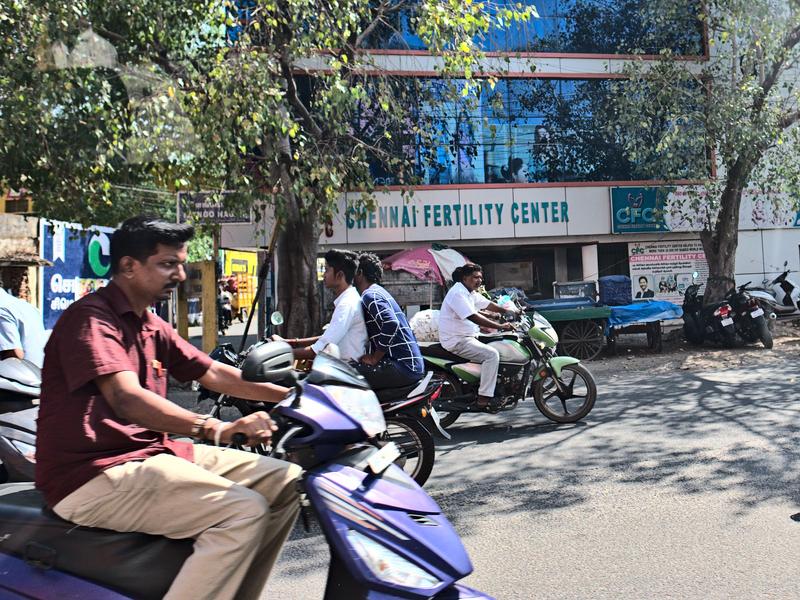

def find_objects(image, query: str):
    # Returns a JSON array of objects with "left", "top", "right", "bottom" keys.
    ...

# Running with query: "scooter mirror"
[
  {"left": 692, "top": 271, "right": 699, "bottom": 279},
  {"left": 784, "top": 260, "right": 789, "bottom": 268},
  {"left": 270, "top": 311, "right": 284, "bottom": 326}
]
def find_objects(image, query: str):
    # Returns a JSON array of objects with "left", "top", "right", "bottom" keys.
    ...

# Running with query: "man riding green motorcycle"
[{"left": 418, "top": 269, "right": 597, "bottom": 429}]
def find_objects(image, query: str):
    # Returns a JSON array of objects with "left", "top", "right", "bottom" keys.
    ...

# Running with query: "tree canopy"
[{"left": 608, "top": 0, "right": 800, "bottom": 299}]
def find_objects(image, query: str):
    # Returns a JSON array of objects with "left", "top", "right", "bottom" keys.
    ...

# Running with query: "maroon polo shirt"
[{"left": 35, "top": 281, "right": 212, "bottom": 507}]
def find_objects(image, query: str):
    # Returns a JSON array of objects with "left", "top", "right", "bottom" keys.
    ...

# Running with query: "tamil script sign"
[
  {"left": 39, "top": 220, "right": 114, "bottom": 329},
  {"left": 177, "top": 191, "right": 251, "bottom": 224}
]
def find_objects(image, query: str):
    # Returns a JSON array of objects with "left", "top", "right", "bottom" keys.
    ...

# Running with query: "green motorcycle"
[{"left": 420, "top": 307, "right": 597, "bottom": 428}]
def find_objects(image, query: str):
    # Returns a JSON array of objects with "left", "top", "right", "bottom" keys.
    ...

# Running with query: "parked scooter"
[
  {"left": 747, "top": 262, "right": 800, "bottom": 324},
  {"left": 0, "top": 358, "right": 39, "bottom": 483},
  {"left": 421, "top": 299, "right": 597, "bottom": 429},
  {"left": 681, "top": 273, "right": 737, "bottom": 347},
  {"left": 724, "top": 283, "right": 773, "bottom": 348},
  {"left": 0, "top": 345, "right": 492, "bottom": 600}
]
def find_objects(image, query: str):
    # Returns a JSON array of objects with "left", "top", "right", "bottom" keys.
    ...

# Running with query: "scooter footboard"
[{"left": 305, "top": 451, "right": 474, "bottom": 599}]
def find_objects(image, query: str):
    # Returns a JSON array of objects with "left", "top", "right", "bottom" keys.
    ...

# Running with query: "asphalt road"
[{"left": 213, "top": 356, "right": 799, "bottom": 600}]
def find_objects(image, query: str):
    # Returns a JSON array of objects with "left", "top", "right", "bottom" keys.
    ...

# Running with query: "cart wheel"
[
  {"left": 646, "top": 322, "right": 662, "bottom": 352},
  {"left": 559, "top": 320, "right": 605, "bottom": 361}
]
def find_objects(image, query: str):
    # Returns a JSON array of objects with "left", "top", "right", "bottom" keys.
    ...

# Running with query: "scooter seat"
[
  {"left": 420, "top": 343, "right": 466, "bottom": 363},
  {"left": 0, "top": 484, "right": 193, "bottom": 600}
]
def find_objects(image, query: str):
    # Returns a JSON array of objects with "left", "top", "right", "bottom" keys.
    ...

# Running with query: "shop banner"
[
  {"left": 613, "top": 186, "right": 800, "bottom": 234},
  {"left": 628, "top": 240, "right": 708, "bottom": 304},
  {"left": 40, "top": 220, "right": 114, "bottom": 329},
  {"left": 611, "top": 187, "right": 670, "bottom": 233}
]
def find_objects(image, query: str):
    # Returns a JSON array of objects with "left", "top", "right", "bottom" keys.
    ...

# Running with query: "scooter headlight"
[
  {"left": 346, "top": 529, "right": 441, "bottom": 590},
  {"left": 326, "top": 387, "right": 386, "bottom": 437}
]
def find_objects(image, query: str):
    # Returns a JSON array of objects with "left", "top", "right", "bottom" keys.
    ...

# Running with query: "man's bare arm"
[
  {"left": 96, "top": 370, "right": 277, "bottom": 445},
  {"left": 0, "top": 349, "right": 24, "bottom": 360},
  {"left": 198, "top": 361, "right": 289, "bottom": 402}
]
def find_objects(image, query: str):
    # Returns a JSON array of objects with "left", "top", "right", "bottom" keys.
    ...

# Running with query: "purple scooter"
[{"left": 0, "top": 343, "right": 492, "bottom": 600}]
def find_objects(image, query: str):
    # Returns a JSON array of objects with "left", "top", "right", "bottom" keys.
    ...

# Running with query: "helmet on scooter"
[{"left": 241, "top": 341, "right": 294, "bottom": 384}]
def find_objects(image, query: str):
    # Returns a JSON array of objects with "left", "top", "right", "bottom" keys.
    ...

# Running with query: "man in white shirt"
[
  {"left": 0, "top": 281, "right": 47, "bottom": 368},
  {"left": 283, "top": 249, "right": 367, "bottom": 362},
  {"left": 439, "top": 263, "right": 514, "bottom": 409}
]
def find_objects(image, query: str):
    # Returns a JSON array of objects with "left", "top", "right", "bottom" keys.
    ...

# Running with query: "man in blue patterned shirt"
[{"left": 353, "top": 253, "right": 424, "bottom": 390}]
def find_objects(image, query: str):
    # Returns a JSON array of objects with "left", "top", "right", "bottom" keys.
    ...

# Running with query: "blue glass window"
[{"left": 361, "top": 0, "right": 704, "bottom": 55}]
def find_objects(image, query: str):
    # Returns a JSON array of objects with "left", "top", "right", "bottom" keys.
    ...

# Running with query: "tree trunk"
[
  {"left": 276, "top": 204, "right": 321, "bottom": 337},
  {"left": 699, "top": 168, "right": 747, "bottom": 304}
]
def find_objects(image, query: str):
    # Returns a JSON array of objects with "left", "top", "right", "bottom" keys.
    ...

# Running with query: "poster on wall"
[
  {"left": 39, "top": 220, "right": 114, "bottom": 329},
  {"left": 627, "top": 240, "right": 708, "bottom": 304}
]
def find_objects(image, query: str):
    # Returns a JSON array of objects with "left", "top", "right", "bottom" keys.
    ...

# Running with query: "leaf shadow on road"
[
  {"left": 270, "top": 365, "right": 800, "bottom": 583},
  {"left": 423, "top": 367, "right": 800, "bottom": 537}
]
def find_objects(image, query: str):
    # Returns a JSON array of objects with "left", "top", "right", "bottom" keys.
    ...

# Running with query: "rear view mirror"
[
  {"left": 270, "top": 311, "right": 284, "bottom": 326},
  {"left": 692, "top": 271, "right": 699, "bottom": 278}
]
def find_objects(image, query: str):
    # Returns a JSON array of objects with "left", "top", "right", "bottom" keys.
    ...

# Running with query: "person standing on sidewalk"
[
  {"left": 35, "top": 216, "right": 301, "bottom": 600},
  {"left": 438, "top": 263, "right": 514, "bottom": 409}
]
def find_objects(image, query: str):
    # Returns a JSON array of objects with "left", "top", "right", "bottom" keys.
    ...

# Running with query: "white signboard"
[{"left": 628, "top": 240, "right": 708, "bottom": 304}]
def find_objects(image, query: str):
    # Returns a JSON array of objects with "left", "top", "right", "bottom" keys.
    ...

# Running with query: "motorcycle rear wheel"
[
  {"left": 384, "top": 416, "right": 435, "bottom": 486},
  {"left": 533, "top": 363, "right": 596, "bottom": 423}
]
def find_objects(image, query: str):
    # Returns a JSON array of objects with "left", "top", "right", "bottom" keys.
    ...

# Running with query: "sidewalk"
[{"left": 186, "top": 320, "right": 259, "bottom": 353}]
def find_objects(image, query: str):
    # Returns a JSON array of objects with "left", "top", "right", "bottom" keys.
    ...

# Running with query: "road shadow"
[{"left": 422, "top": 367, "right": 800, "bottom": 538}]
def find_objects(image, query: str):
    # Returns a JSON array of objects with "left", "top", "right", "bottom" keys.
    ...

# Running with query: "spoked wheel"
[
  {"left": 383, "top": 416, "right": 435, "bottom": 486},
  {"left": 558, "top": 320, "right": 605, "bottom": 361},
  {"left": 432, "top": 373, "right": 463, "bottom": 429},
  {"left": 533, "top": 363, "right": 597, "bottom": 423}
]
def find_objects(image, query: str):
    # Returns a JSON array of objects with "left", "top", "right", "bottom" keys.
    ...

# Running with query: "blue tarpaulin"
[{"left": 608, "top": 301, "right": 683, "bottom": 329}]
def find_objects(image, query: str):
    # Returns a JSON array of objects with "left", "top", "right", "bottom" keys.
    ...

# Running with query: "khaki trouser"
[
  {"left": 53, "top": 445, "right": 302, "bottom": 600},
  {"left": 443, "top": 336, "right": 500, "bottom": 397}
]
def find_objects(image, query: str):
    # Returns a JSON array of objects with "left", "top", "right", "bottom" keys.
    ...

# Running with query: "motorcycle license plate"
[
  {"left": 750, "top": 308, "right": 764, "bottom": 318},
  {"left": 368, "top": 442, "right": 400, "bottom": 475},
  {"left": 721, "top": 317, "right": 734, "bottom": 326}
]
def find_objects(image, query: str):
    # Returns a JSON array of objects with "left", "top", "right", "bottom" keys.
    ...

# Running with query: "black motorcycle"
[
  {"left": 725, "top": 283, "right": 773, "bottom": 348},
  {"left": 682, "top": 282, "right": 736, "bottom": 347},
  {"left": 198, "top": 341, "right": 447, "bottom": 486}
]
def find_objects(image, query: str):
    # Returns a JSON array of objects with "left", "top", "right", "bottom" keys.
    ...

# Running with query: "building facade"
[{"left": 224, "top": 0, "right": 800, "bottom": 304}]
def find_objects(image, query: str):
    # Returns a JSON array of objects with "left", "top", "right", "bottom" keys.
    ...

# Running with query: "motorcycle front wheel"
[
  {"left": 533, "top": 363, "right": 597, "bottom": 423},
  {"left": 383, "top": 416, "right": 435, "bottom": 486}
]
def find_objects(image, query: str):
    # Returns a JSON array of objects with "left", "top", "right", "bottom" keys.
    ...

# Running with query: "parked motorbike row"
[
  {"left": 682, "top": 272, "right": 773, "bottom": 349},
  {"left": 0, "top": 302, "right": 596, "bottom": 599}
]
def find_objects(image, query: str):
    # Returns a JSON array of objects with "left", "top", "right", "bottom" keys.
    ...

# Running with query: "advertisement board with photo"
[{"left": 628, "top": 240, "right": 709, "bottom": 304}]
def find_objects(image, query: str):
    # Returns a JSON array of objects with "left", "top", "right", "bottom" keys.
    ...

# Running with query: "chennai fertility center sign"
[
  {"left": 346, "top": 200, "right": 569, "bottom": 230},
  {"left": 628, "top": 240, "right": 709, "bottom": 304}
]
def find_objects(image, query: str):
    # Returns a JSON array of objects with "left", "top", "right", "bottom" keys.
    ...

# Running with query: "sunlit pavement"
[{"left": 253, "top": 359, "right": 800, "bottom": 599}]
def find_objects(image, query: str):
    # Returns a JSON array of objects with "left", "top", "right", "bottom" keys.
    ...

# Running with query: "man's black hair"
[
  {"left": 357, "top": 252, "right": 383, "bottom": 284},
  {"left": 461, "top": 262, "right": 483, "bottom": 279},
  {"left": 451, "top": 266, "right": 463, "bottom": 285},
  {"left": 324, "top": 248, "right": 358, "bottom": 284},
  {"left": 110, "top": 216, "right": 194, "bottom": 274}
]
